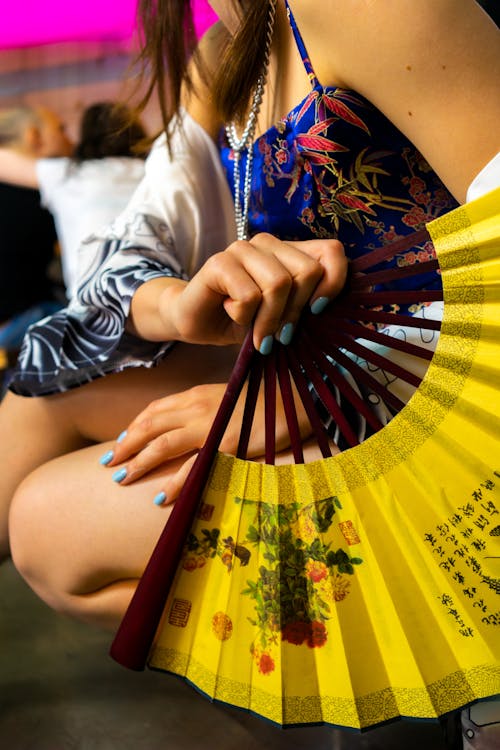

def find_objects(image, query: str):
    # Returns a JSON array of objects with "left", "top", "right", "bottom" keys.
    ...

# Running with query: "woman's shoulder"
[
  {"left": 181, "top": 22, "right": 227, "bottom": 141},
  {"left": 293, "top": 0, "right": 500, "bottom": 200}
]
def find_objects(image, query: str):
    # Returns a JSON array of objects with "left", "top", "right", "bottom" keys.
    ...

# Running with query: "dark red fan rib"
[
  {"left": 294, "top": 336, "right": 360, "bottom": 447},
  {"left": 264, "top": 355, "right": 277, "bottom": 465},
  {"left": 346, "top": 289, "right": 442, "bottom": 305},
  {"left": 317, "top": 319, "right": 435, "bottom": 361},
  {"left": 321, "top": 328, "right": 423, "bottom": 388},
  {"left": 277, "top": 346, "right": 304, "bottom": 463},
  {"left": 109, "top": 330, "right": 257, "bottom": 671},
  {"left": 350, "top": 228, "right": 430, "bottom": 271},
  {"left": 350, "top": 258, "right": 439, "bottom": 290},
  {"left": 285, "top": 346, "right": 333, "bottom": 458},
  {"left": 237, "top": 357, "right": 263, "bottom": 459},
  {"left": 298, "top": 328, "right": 385, "bottom": 433},
  {"left": 328, "top": 304, "right": 442, "bottom": 331}
]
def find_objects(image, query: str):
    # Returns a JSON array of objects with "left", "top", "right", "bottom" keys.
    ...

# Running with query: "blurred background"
[
  {"left": 0, "top": 2, "right": 498, "bottom": 748},
  {"left": 0, "top": 0, "right": 217, "bottom": 140}
]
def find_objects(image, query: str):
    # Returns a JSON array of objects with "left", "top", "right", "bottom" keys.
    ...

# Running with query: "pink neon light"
[{"left": 0, "top": 0, "right": 217, "bottom": 50}]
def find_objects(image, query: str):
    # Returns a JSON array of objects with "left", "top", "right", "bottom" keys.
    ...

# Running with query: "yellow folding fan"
[{"left": 111, "top": 187, "right": 500, "bottom": 731}]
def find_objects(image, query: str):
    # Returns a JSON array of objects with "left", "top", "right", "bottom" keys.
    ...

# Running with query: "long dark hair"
[
  {"left": 133, "top": 0, "right": 271, "bottom": 132},
  {"left": 72, "top": 102, "right": 148, "bottom": 162}
]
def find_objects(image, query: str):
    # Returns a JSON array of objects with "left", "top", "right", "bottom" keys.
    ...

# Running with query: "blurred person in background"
[
  {"left": 0, "top": 101, "right": 149, "bottom": 300},
  {"left": 0, "top": 106, "right": 72, "bottom": 360}
]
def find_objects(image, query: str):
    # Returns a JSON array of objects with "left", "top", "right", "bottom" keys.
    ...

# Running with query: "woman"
[
  {"left": 3, "top": 1, "right": 500, "bottom": 746},
  {"left": 0, "top": 101, "right": 148, "bottom": 299}
]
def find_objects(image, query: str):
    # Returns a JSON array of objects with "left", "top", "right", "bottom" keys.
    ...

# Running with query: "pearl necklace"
[{"left": 225, "top": 0, "right": 277, "bottom": 241}]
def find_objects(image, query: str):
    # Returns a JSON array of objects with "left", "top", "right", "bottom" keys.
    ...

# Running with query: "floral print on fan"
[{"left": 182, "top": 495, "right": 363, "bottom": 675}]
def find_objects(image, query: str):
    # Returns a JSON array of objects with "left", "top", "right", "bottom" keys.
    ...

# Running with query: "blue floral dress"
[
  {"left": 220, "top": 1, "right": 457, "bottom": 297},
  {"left": 8, "top": 2, "right": 457, "bottom": 398}
]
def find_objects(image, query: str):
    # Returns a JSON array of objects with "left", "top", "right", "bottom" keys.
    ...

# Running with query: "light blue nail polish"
[
  {"left": 153, "top": 491, "right": 166, "bottom": 506},
  {"left": 311, "top": 296, "right": 329, "bottom": 315},
  {"left": 112, "top": 467, "right": 127, "bottom": 483},
  {"left": 259, "top": 335, "right": 274, "bottom": 356},
  {"left": 99, "top": 450, "right": 114, "bottom": 466},
  {"left": 117, "top": 430, "right": 127, "bottom": 444},
  {"left": 279, "top": 322, "right": 294, "bottom": 346}
]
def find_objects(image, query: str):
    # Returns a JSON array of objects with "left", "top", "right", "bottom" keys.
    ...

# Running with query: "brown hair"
[
  {"left": 133, "top": 0, "right": 271, "bottom": 132},
  {"left": 72, "top": 101, "right": 148, "bottom": 162}
]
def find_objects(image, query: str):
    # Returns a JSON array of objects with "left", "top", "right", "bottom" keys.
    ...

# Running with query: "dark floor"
[{"left": 0, "top": 561, "right": 450, "bottom": 750}]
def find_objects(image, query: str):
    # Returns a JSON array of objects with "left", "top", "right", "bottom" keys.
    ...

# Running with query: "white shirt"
[
  {"left": 466, "top": 151, "right": 500, "bottom": 202},
  {"left": 36, "top": 156, "right": 146, "bottom": 298}
]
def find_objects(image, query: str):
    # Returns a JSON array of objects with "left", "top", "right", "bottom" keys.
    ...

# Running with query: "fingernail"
[
  {"left": 278, "top": 322, "right": 294, "bottom": 346},
  {"left": 100, "top": 450, "right": 114, "bottom": 466},
  {"left": 112, "top": 467, "right": 127, "bottom": 483},
  {"left": 153, "top": 491, "right": 166, "bottom": 506},
  {"left": 259, "top": 335, "right": 274, "bottom": 356},
  {"left": 311, "top": 296, "right": 329, "bottom": 315},
  {"left": 117, "top": 430, "right": 127, "bottom": 443}
]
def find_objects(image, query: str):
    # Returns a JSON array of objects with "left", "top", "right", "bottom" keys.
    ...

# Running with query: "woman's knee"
[{"left": 9, "top": 467, "right": 75, "bottom": 614}]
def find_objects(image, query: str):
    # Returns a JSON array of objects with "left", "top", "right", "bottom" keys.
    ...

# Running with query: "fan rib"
[
  {"left": 237, "top": 358, "right": 264, "bottom": 459},
  {"left": 346, "top": 290, "right": 442, "bottom": 305},
  {"left": 295, "top": 334, "right": 360, "bottom": 448},
  {"left": 109, "top": 330, "right": 257, "bottom": 671},
  {"left": 276, "top": 346, "right": 304, "bottom": 463},
  {"left": 285, "top": 347, "right": 333, "bottom": 458},
  {"left": 300, "top": 328, "right": 384, "bottom": 433},
  {"left": 322, "top": 320, "right": 435, "bottom": 362},
  {"left": 264, "top": 354, "right": 277, "bottom": 465},
  {"left": 350, "top": 258, "right": 440, "bottom": 289},
  {"left": 321, "top": 329, "right": 423, "bottom": 388},
  {"left": 350, "top": 228, "right": 430, "bottom": 272},
  {"left": 328, "top": 305, "right": 442, "bottom": 331}
]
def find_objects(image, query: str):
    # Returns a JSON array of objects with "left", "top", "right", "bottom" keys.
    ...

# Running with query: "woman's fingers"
[
  {"left": 109, "top": 427, "right": 204, "bottom": 486},
  {"left": 286, "top": 237, "right": 348, "bottom": 312},
  {"left": 98, "top": 384, "right": 228, "bottom": 485},
  {"left": 152, "top": 453, "right": 198, "bottom": 506},
  {"left": 239, "top": 234, "right": 347, "bottom": 351},
  {"left": 250, "top": 235, "right": 348, "bottom": 348},
  {"left": 171, "top": 234, "right": 347, "bottom": 352}
]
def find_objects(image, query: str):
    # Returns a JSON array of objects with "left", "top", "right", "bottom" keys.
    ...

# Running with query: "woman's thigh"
[
  {"left": 9, "top": 440, "right": 182, "bottom": 605},
  {"left": 62, "top": 342, "right": 239, "bottom": 442}
]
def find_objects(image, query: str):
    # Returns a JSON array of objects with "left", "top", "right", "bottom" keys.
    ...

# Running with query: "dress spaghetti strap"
[{"left": 284, "top": 0, "right": 320, "bottom": 87}]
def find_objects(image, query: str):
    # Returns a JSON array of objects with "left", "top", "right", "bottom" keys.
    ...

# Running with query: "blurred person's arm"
[{"left": 0, "top": 149, "right": 38, "bottom": 189}]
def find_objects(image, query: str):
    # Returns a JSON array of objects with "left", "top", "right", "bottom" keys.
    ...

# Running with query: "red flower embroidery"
[
  {"left": 305, "top": 559, "right": 328, "bottom": 582},
  {"left": 281, "top": 620, "right": 328, "bottom": 648},
  {"left": 258, "top": 653, "right": 275, "bottom": 675},
  {"left": 281, "top": 620, "right": 310, "bottom": 645},
  {"left": 182, "top": 554, "right": 198, "bottom": 572},
  {"left": 306, "top": 621, "right": 328, "bottom": 649},
  {"left": 276, "top": 148, "right": 289, "bottom": 165}
]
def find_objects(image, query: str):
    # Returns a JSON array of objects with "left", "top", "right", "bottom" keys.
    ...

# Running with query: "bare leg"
[
  {"left": 9, "top": 440, "right": 185, "bottom": 629},
  {"left": 0, "top": 343, "right": 238, "bottom": 560}
]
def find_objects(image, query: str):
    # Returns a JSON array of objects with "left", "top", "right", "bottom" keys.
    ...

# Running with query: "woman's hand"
[
  {"left": 99, "top": 379, "right": 314, "bottom": 504},
  {"left": 162, "top": 234, "right": 347, "bottom": 352}
]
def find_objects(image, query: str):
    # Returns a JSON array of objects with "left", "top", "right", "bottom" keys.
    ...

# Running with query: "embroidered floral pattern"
[
  {"left": 220, "top": 78, "right": 458, "bottom": 322},
  {"left": 184, "top": 495, "right": 363, "bottom": 672}
]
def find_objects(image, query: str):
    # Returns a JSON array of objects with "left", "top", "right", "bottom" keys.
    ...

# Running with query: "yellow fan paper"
[{"left": 113, "top": 187, "right": 500, "bottom": 730}]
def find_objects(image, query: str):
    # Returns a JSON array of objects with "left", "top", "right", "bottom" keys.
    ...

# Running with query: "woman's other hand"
[{"left": 98, "top": 377, "right": 314, "bottom": 504}]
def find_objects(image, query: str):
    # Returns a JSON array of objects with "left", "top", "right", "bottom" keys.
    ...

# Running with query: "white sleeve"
[
  {"left": 8, "top": 111, "right": 237, "bottom": 397},
  {"left": 35, "top": 157, "right": 69, "bottom": 210},
  {"left": 466, "top": 152, "right": 500, "bottom": 202}
]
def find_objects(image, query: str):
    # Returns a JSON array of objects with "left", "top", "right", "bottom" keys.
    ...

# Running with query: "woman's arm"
[
  {"left": 295, "top": 0, "right": 500, "bottom": 203},
  {"left": 0, "top": 148, "right": 38, "bottom": 188}
]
